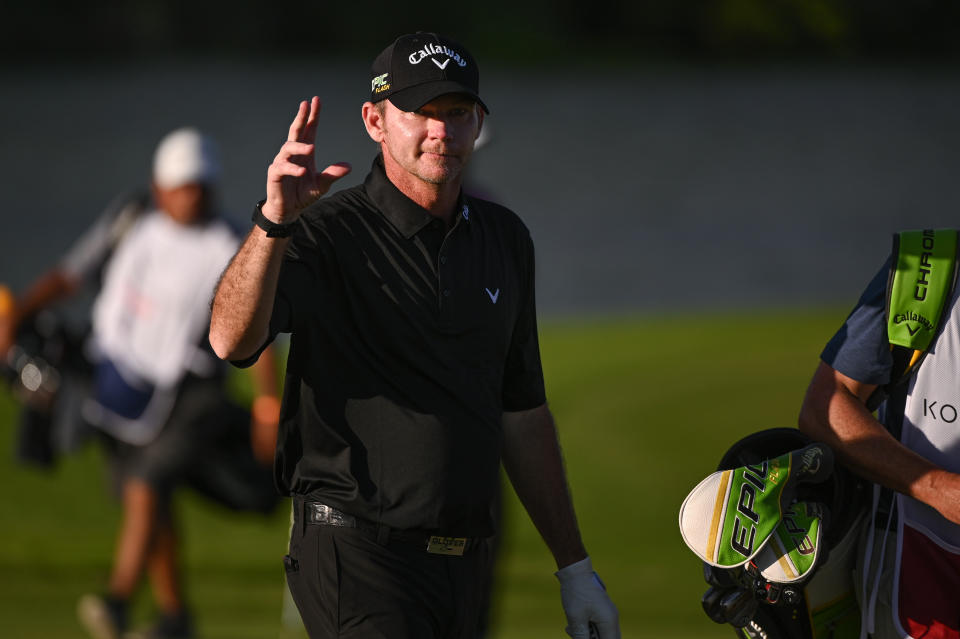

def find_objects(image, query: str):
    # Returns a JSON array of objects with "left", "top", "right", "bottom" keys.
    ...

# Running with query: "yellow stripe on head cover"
[{"left": 707, "top": 470, "right": 732, "bottom": 562}]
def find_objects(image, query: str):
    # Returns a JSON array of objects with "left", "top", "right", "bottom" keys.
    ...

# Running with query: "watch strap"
[{"left": 252, "top": 199, "right": 296, "bottom": 238}]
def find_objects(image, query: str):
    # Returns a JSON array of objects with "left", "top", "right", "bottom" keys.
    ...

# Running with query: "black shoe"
[
  {"left": 77, "top": 593, "right": 128, "bottom": 639},
  {"left": 124, "top": 609, "right": 194, "bottom": 639}
]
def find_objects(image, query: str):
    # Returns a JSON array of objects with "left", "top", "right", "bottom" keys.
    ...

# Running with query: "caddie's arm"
[
  {"left": 248, "top": 344, "right": 282, "bottom": 466},
  {"left": 501, "top": 404, "right": 620, "bottom": 639},
  {"left": 799, "top": 360, "right": 960, "bottom": 525},
  {"left": 0, "top": 271, "right": 80, "bottom": 357},
  {"left": 209, "top": 97, "right": 350, "bottom": 361}
]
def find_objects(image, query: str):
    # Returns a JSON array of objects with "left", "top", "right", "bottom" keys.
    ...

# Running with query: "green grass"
[{"left": 0, "top": 307, "right": 847, "bottom": 638}]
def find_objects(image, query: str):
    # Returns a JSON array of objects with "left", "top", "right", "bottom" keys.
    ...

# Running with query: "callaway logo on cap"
[{"left": 369, "top": 32, "right": 489, "bottom": 114}]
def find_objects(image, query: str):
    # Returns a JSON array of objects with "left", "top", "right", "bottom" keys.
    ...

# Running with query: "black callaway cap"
[{"left": 370, "top": 32, "right": 489, "bottom": 114}]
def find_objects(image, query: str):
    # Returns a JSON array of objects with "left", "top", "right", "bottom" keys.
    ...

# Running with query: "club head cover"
[
  {"left": 790, "top": 443, "right": 833, "bottom": 485},
  {"left": 703, "top": 562, "right": 736, "bottom": 588},
  {"left": 720, "top": 587, "right": 759, "bottom": 628},
  {"left": 734, "top": 603, "right": 812, "bottom": 639},
  {"left": 679, "top": 443, "right": 833, "bottom": 568},
  {"left": 753, "top": 501, "right": 825, "bottom": 584},
  {"left": 701, "top": 585, "right": 734, "bottom": 624}
]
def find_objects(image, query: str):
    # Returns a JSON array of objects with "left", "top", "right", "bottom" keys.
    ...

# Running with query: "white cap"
[{"left": 152, "top": 127, "right": 221, "bottom": 189}]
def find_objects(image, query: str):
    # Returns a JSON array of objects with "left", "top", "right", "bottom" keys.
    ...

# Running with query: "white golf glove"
[{"left": 555, "top": 556, "right": 620, "bottom": 639}]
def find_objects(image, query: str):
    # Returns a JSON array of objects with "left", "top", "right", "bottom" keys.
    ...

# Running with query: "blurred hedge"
[{"left": 5, "top": 0, "right": 959, "bottom": 65}]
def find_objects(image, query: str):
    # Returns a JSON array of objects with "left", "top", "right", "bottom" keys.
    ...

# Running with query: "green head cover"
[
  {"left": 753, "top": 501, "right": 824, "bottom": 583},
  {"left": 678, "top": 443, "right": 832, "bottom": 568}
]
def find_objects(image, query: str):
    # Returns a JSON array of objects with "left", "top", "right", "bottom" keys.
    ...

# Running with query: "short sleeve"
[
  {"left": 501, "top": 231, "right": 547, "bottom": 411},
  {"left": 820, "top": 256, "right": 894, "bottom": 386}
]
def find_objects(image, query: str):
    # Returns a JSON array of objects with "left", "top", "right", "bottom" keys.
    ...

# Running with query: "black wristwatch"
[{"left": 251, "top": 199, "right": 297, "bottom": 238}]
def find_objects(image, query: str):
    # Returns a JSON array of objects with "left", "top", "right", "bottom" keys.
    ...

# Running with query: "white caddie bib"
[
  {"left": 85, "top": 211, "right": 238, "bottom": 444},
  {"left": 887, "top": 284, "right": 960, "bottom": 639},
  {"left": 92, "top": 211, "right": 238, "bottom": 388}
]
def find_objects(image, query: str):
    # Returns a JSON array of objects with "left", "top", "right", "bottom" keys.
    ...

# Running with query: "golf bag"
[
  {"left": 2, "top": 190, "right": 151, "bottom": 466},
  {"left": 2, "top": 310, "right": 94, "bottom": 467},
  {"left": 692, "top": 428, "right": 867, "bottom": 639}
]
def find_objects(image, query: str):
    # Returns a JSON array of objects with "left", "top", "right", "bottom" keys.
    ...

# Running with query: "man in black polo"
[{"left": 209, "top": 32, "right": 619, "bottom": 639}]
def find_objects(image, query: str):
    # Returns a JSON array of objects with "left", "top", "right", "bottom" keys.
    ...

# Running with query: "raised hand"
[{"left": 262, "top": 96, "right": 351, "bottom": 224}]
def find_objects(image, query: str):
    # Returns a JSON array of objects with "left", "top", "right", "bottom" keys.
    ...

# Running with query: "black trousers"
[{"left": 285, "top": 499, "right": 493, "bottom": 639}]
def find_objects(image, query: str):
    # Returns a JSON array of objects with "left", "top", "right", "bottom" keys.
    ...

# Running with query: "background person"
[
  {"left": 0, "top": 127, "right": 282, "bottom": 639},
  {"left": 209, "top": 32, "right": 619, "bottom": 639}
]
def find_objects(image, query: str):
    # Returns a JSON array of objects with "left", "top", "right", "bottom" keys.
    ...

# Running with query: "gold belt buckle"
[{"left": 426, "top": 535, "right": 467, "bottom": 556}]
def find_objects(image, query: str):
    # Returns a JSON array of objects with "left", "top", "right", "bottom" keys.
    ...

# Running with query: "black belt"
[{"left": 303, "top": 501, "right": 481, "bottom": 556}]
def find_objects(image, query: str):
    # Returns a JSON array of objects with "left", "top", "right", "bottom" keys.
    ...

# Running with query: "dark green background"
[
  {"left": 0, "top": 310, "right": 848, "bottom": 638},
  {"left": 5, "top": 0, "right": 959, "bottom": 64}
]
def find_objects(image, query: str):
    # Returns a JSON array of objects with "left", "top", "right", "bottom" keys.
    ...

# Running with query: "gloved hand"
[{"left": 555, "top": 556, "right": 620, "bottom": 639}]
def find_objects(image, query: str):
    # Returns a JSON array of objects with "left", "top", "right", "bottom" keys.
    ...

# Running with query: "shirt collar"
[{"left": 364, "top": 154, "right": 471, "bottom": 239}]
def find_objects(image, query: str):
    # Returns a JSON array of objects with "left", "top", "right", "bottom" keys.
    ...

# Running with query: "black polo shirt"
[{"left": 240, "top": 155, "right": 546, "bottom": 535}]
